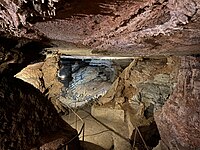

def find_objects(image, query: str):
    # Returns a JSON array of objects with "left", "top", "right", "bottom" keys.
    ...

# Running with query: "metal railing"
[
  {"left": 57, "top": 102, "right": 85, "bottom": 150},
  {"left": 132, "top": 127, "right": 149, "bottom": 150}
]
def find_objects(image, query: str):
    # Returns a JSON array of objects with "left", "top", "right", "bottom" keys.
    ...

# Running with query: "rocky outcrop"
[
  {"left": 0, "top": 76, "right": 79, "bottom": 150},
  {"left": 0, "top": 34, "right": 80, "bottom": 150},
  {"left": 15, "top": 62, "right": 45, "bottom": 91},
  {"left": 98, "top": 57, "right": 180, "bottom": 109},
  {"left": 15, "top": 56, "right": 66, "bottom": 113},
  {"left": 15, "top": 57, "right": 123, "bottom": 108},
  {"left": 155, "top": 56, "right": 200, "bottom": 149},
  {"left": 60, "top": 61, "right": 118, "bottom": 107},
  {"left": 93, "top": 56, "right": 180, "bottom": 149},
  {"left": 0, "top": 0, "right": 60, "bottom": 37}
]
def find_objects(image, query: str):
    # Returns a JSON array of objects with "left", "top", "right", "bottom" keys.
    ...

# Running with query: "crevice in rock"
[
  {"left": 131, "top": 121, "right": 161, "bottom": 150},
  {"left": 115, "top": 6, "right": 149, "bottom": 31}
]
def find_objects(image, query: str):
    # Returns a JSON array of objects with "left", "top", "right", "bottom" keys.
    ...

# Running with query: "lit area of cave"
[{"left": 57, "top": 55, "right": 133, "bottom": 107}]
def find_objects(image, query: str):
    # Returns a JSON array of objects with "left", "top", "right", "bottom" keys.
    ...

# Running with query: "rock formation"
[
  {"left": 0, "top": 0, "right": 200, "bottom": 149},
  {"left": 0, "top": 76, "right": 79, "bottom": 150},
  {"left": 15, "top": 57, "right": 125, "bottom": 108},
  {"left": 0, "top": 0, "right": 199, "bottom": 56},
  {"left": 98, "top": 56, "right": 180, "bottom": 108},
  {"left": 155, "top": 56, "right": 200, "bottom": 149},
  {"left": 90, "top": 56, "right": 180, "bottom": 149},
  {"left": 0, "top": 38, "right": 80, "bottom": 150},
  {"left": 14, "top": 56, "right": 67, "bottom": 113},
  {"left": 60, "top": 59, "right": 122, "bottom": 107},
  {"left": 0, "top": 0, "right": 60, "bottom": 37}
]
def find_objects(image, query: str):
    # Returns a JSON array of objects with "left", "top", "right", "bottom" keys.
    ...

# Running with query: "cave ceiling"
[{"left": 0, "top": 0, "right": 200, "bottom": 56}]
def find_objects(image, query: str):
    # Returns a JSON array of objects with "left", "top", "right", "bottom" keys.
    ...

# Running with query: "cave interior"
[{"left": 0, "top": 0, "right": 200, "bottom": 150}]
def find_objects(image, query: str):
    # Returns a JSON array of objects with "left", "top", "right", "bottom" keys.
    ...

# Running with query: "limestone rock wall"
[
  {"left": 155, "top": 56, "right": 200, "bottom": 149},
  {"left": 98, "top": 56, "right": 180, "bottom": 111},
  {"left": 95, "top": 56, "right": 180, "bottom": 149},
  {"left": 15, "top": 56, "right": 65, "bottom": 113}
]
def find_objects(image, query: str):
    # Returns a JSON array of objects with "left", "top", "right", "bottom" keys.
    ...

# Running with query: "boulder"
[{"left": 0, "top": 76, "right": 80, "bottom": 150}]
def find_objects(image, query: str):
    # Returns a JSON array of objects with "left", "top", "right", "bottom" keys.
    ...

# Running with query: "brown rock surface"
[
  {"left": 15, "top": 62, "right": 45, "bottom": 91},
  {"left": 41, "top": 56, "right": 62, "bottom": 100},
  {"left": 15, "top": 56, "right": 65, "bottom": 113},
  {"left": 0, "top": 76, "right": 79, "bottom": 150},
  {"left": 0, "top": 0, "right": 200, "bottom": 56},
  {"left": 32, "top": 0, "right": 200, "bottom": 56},
  {"left": 94, "top": 56, "right": 180, "bottom": 149},
  {"left": 98, "top": 56, "right": 180, "bottom": 107},
  {"left": 155, "top": 56, "right": 200, "bottom": 149}
]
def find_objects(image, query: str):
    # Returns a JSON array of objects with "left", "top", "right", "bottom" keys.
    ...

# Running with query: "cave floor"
[{"left": 62, "top": 104, "right": 132, "bottom": 150}]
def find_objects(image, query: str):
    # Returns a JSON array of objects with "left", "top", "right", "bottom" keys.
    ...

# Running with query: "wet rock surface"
[{"left": 155, "top": 56, "right": 200, "bottom": 149}]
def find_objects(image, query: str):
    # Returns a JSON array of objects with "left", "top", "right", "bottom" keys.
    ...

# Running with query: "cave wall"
[
  {"left": 93, "top": 56, "right": 180, "bottom": 149},
  {"left": 0, "top": 37, "right": 80, "bottom": 150},
  {"left": 0, "top": 76, "right": 79, "bottom": 150},
  {"left": 96, "top": 55, "right": 200, "bottom": 149},
  {"left": 155, "top": 56, "right": 200, "bottom": 150},
  {"left": 98, "top": 56, "right": 180, "bottom": 107}
]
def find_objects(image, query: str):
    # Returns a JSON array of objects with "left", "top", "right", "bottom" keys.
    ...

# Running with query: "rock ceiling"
[{"left": 0, "top": 0, "right": 200, "bottom": 56}]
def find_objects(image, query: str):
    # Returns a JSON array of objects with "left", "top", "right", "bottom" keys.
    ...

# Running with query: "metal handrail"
[
  {"left": 132, "top": 127, "right": 149, "bottom": 150},
  {"left": 57, "top": 102, "right": 85, "bottom": 150}
]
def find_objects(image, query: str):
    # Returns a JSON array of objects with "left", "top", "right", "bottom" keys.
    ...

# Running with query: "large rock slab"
[
  {"left": 91, "top": 104, "right": 125, "bottom": 122},
  {"left": 15, "top": 56, "right": 65, "bottom": 113}
]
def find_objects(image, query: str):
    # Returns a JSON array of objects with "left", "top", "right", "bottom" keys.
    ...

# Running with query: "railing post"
[
  {"left": 58, "top": 102, "right": 85, "bottom": 150},
  {"left": 82, "top": 124, "right": 85, "bottom": 141}
]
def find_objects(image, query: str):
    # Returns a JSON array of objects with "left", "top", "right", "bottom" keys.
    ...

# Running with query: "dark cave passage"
[{"left": 131, "top": 121, "right": 161, "bottom": 150}]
